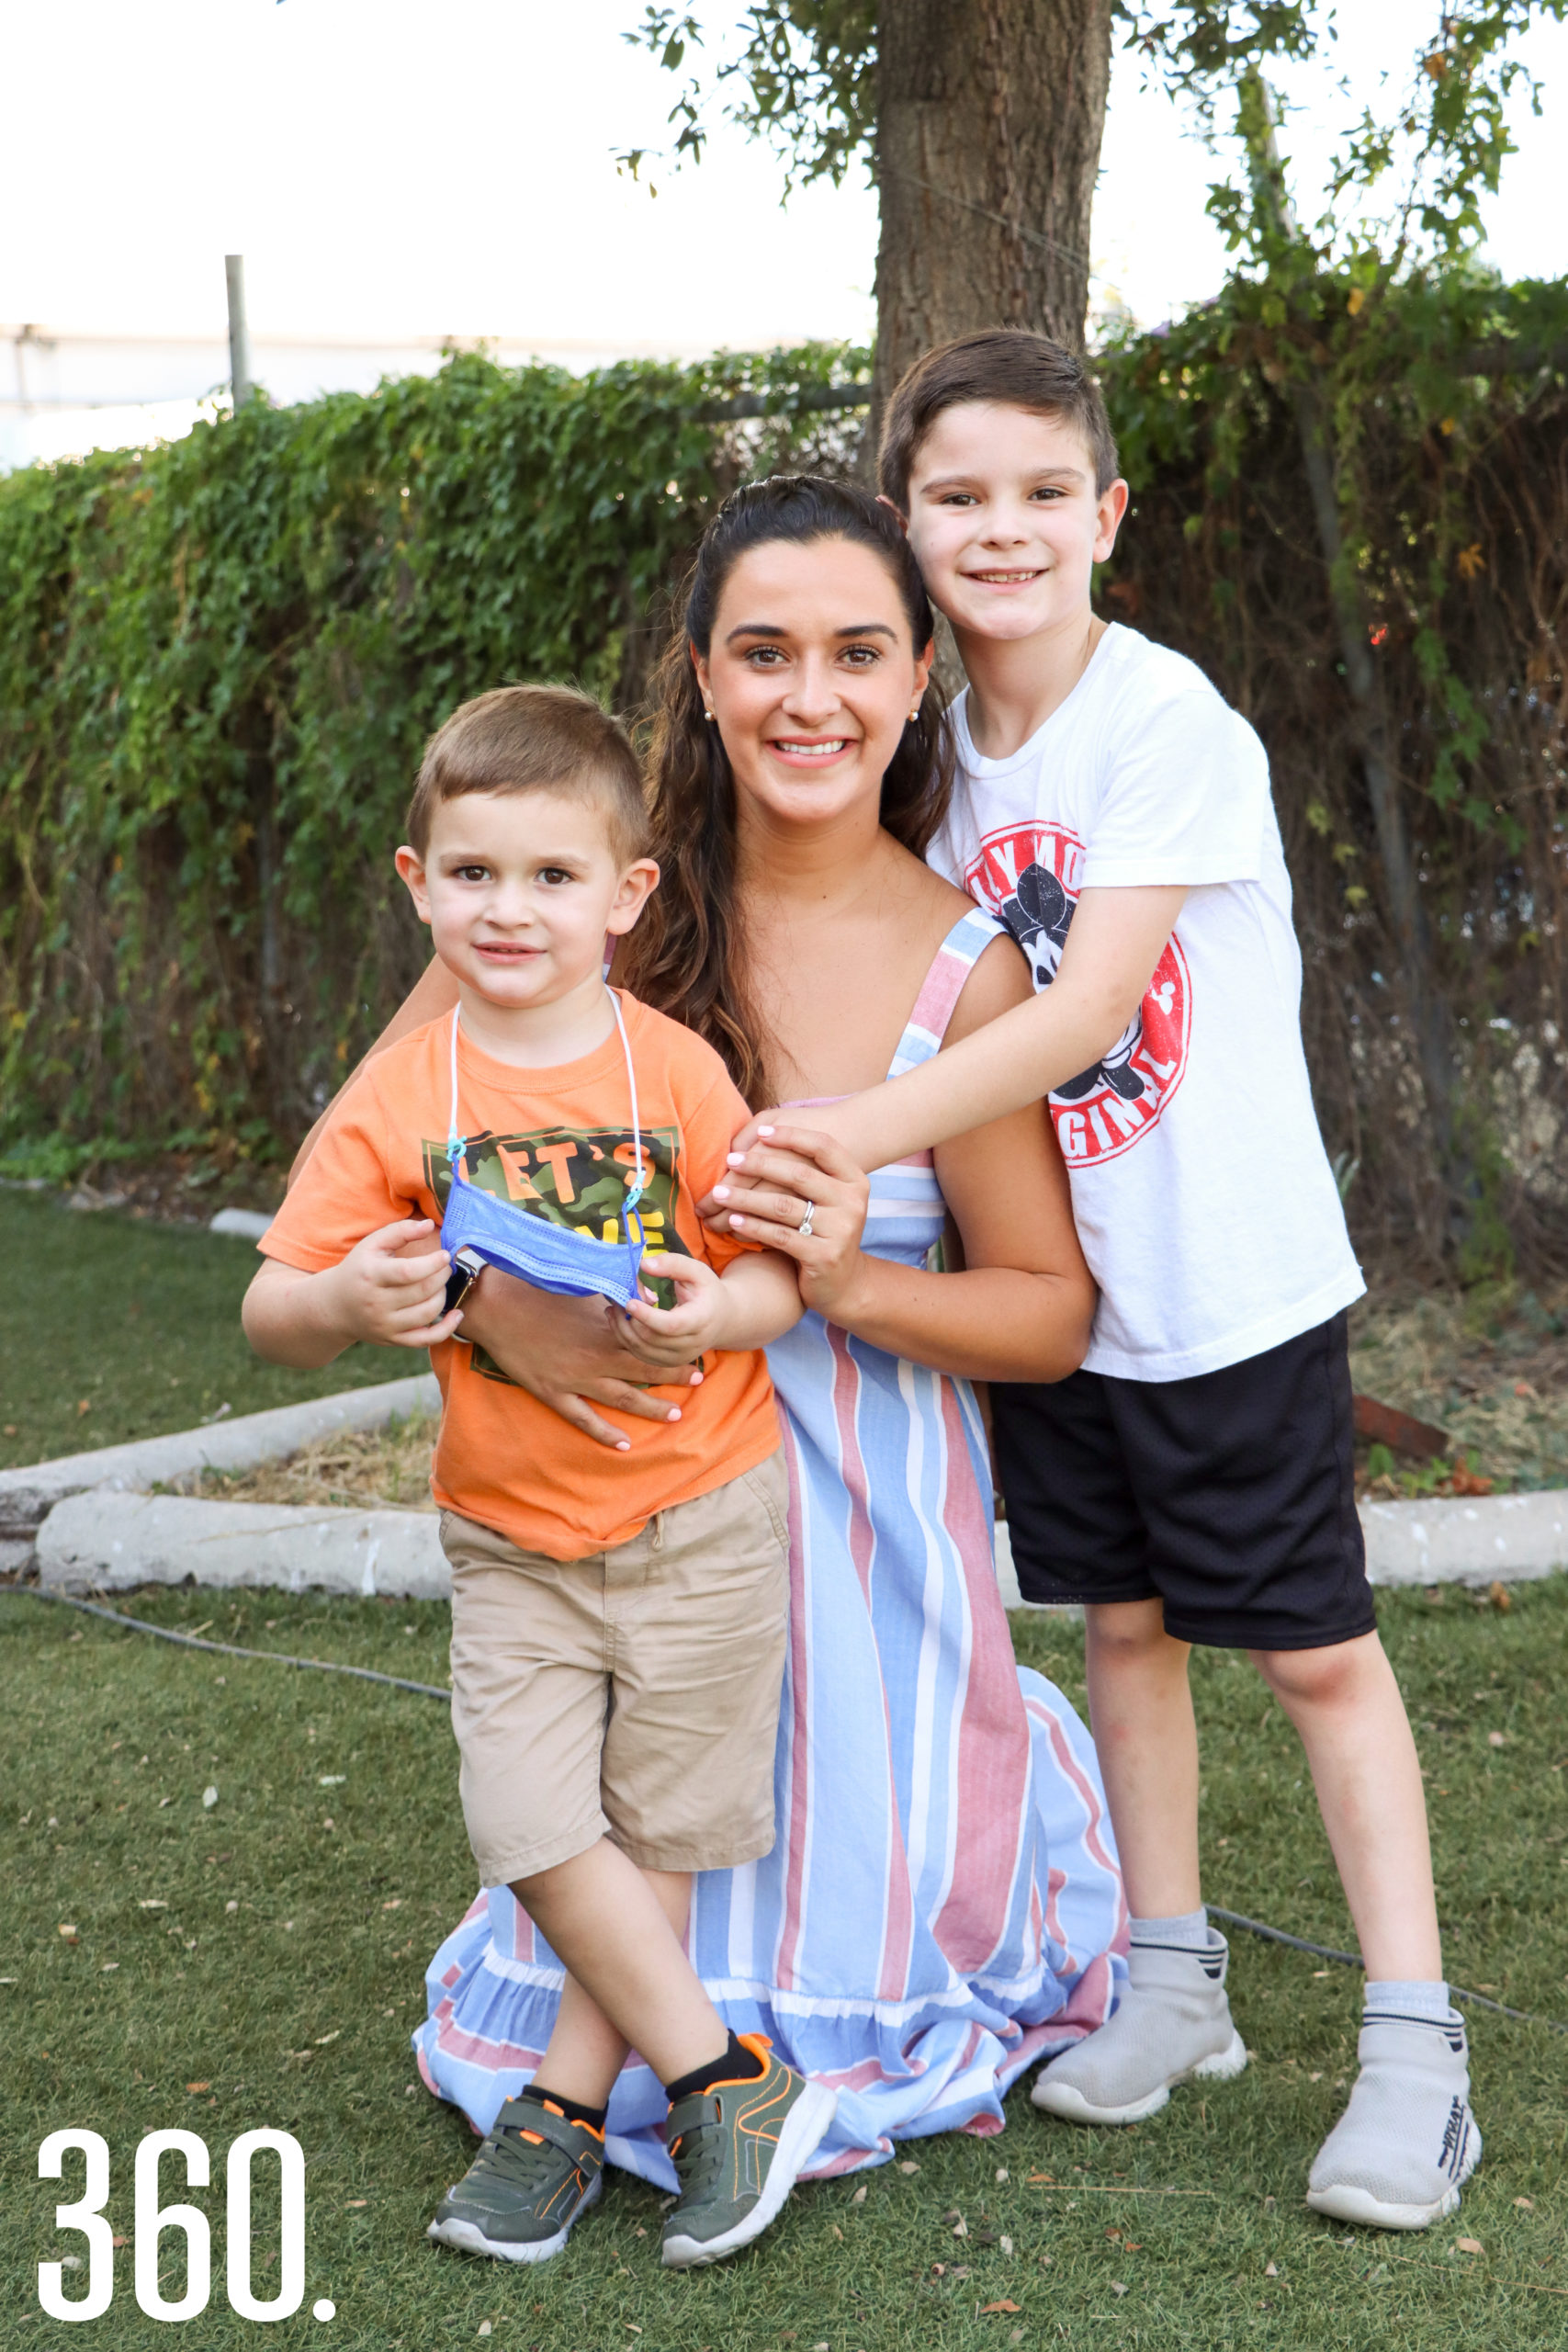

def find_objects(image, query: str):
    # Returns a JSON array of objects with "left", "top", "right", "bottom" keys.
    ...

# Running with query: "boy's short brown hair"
[
  {"left": 878, "top": 330, "right": 1121, "bottom": 512},
  {"left": 406, "top": 684, "right": 648, "bottom": 861}
]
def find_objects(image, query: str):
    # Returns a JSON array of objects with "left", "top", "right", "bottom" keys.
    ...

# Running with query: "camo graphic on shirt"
[{"left": 421, "top": 1123, "right": 690, "bottom": 1379}]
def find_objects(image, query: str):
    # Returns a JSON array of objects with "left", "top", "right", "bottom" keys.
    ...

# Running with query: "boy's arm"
[
  {"left": 616, "top": 1058, "right": 805, "bottom": 1365},
  {"left": 715, "top": 1247, "right": 804, "bottom": 1348},
  {"left": 746, "top": 884, "right": 1186, "bottom": 1173},
  {"left": 243, "top": 1219, "right": 461, "bottom": 1369}
]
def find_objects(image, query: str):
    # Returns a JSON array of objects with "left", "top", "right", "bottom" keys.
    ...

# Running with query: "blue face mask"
[{"left": 438, "top": 997, "right": 648, "bottom": 1311}]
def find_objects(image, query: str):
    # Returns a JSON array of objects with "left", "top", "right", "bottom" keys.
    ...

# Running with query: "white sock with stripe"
[
  {"left": 1363, "top": 1977, "right": 1454, "bottom": 2023},
  {"left": 1130, "top": 1906, "right": 1213, "bottom": 1951},
  {"left": 1033, "top": 1921, "right": 1244, "bottom": 2122}
]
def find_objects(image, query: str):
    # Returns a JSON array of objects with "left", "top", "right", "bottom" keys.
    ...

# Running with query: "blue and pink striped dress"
[{"left": 414, "top": 907, "right": 1127, "bottom": 2179}]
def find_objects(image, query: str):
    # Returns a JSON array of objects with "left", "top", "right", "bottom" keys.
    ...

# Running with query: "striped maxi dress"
[{"left": 413, "top": 906, "right": 1127, "bottom": 2181}]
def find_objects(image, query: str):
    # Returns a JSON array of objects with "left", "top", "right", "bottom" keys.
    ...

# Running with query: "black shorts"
[{"left": 993, "top": 1310, "right": 1375, "bottom": 1652}]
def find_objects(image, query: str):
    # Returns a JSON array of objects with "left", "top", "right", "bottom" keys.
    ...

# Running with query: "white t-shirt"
[{"left": 931, "top": 622, "right": 1363, "bottom": 1382}]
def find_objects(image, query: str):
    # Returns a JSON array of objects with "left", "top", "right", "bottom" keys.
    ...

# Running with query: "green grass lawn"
[
  {"left": 0, "top": 1190, "right": 409, "bottom": 1471},
  {"left": 4, "top": 1577, "right": 1564, "bottom": 2351}
]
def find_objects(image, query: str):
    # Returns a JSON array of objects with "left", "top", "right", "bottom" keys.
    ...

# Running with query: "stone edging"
[
  {"left": 0, "top": 1374, "right": 439, "bottom": 1539},
  {"left": 7, "top": 1378, "right": 1567, "bottom": 1605},
  {"left": 1358, "top": 1487, "right": 1568, "bottom": 1585},
  {"left": 36, "top": 1490, "right": 446, "bottom": 1600},
  {"left": 996, "top": 1488, "right": 1568, "bottom": 1611}
]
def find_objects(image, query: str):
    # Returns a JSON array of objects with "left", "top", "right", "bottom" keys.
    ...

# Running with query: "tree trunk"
[{"left": 872, "top": 0, "right": 1113, "bottom": 418}]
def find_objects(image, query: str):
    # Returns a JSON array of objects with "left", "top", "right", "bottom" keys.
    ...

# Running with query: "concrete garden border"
[
  {"left": 995, "top": 1487, "right": 1568, "bottom": 1609},
  {"left": 0, "top": 1373, "right": 438, "bottom": 1544},
  {"left": 4, "top": 1376, "right": 1564, "bottom": 1605},
  {"left": 35, "top": 1489, "right": 447, "bottom": 1600}
]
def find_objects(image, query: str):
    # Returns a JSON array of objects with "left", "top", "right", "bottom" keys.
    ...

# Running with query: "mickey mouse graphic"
[{"left": 998, "top": 862, "right": 1148, "bottom": 1103}]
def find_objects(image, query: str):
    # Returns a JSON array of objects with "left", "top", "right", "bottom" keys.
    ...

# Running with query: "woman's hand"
[
  {"left": 459, "top": 1272, "right": 702, "bottom": 1453},
  {"left": 704, "top": 1105, "right": 847, "bottom": 1229},
  {"left": 705, "top": 1127, "right": 872, "bottom": 1323}
]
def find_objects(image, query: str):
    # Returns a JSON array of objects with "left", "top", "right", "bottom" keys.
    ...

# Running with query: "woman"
[{"left": 407, "top": 479, "right": 1126, "bottom": 2180}]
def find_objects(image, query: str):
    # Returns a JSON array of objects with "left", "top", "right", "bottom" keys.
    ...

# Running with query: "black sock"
[
  {"left": 662, "top": 2030, "right": 765, "bottom": 2106},
  {"left": 518, "top": 2082, "right": 606, "bottom": 2133}
]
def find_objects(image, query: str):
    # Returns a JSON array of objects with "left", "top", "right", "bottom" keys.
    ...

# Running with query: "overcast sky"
[{"left": 2, "top": 3, "right": 1562, "bottom": 362}]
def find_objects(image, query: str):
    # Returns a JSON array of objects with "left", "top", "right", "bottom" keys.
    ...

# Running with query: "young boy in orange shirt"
[{"left": 246, "top": 684, "right": 835, "bottom": 2268}]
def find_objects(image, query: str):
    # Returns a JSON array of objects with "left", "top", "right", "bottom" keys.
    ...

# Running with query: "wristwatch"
[{"left": 443, "top": 1246, "right": 486, "bottom": 1320}]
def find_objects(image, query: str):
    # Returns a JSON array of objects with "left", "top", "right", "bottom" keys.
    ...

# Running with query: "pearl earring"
[
  {"left": 908, "top": 702, "right": 922, "bottom": 723},
  {"left": 703, "top": 704, "right": 716, "bottom": 722}
]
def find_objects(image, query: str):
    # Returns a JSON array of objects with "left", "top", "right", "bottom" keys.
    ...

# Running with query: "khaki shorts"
[{"left": 442, "top": 1448, "right": 790, "bottom": 1885}]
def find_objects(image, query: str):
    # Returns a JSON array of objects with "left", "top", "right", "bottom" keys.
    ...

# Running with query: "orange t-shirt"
[{"left": 261, "top": 994, "right": 781, "bottom": 1560}]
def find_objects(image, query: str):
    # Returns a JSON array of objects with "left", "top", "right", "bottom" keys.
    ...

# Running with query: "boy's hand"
[
  {"left": 618, "top": 1253, "right": 738, "bottom": 1365},
  {"left": 321, "top": 1218, "right": 465, "bottom": 1351}
]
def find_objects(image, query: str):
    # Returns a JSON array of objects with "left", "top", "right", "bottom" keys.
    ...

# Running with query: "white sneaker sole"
[
  {"left": 1305, "top": 2179, "right": 1461, "bottom": 2232},
  {"left": 1032, "top": 2028, "right": 1249, "bottom": 2127},
  {"left": 426, "top": 2167, "right": 602, "bottom": 2263},
  {"left": 661, "top": 2080, "right": 839, "bottom": 2269}
]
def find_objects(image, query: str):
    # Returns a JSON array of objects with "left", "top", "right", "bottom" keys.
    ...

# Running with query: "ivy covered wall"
[
  {"left": 0, "top": 345, "right": 863, "bottom": 1160},
  {"left": 2, "top": 292, "right": 1565, "bottom": 1271}
]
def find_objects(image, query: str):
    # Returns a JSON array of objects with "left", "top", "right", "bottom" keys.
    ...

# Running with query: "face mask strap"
[
  {"left": 608, "top": 990, "right": 646, "bottom": 1220},
  {"left": 446, "top": 997, "right": 643, "bottom": 1273},
  {"left": 446, "top": 1009, "right": 468, "bottom": 1182}
]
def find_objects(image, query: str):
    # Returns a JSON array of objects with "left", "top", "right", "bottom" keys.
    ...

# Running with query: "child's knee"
[
  {"left": 509, "top": 1839, "right": 605, "bottom": 1910},
  {"left": 509, "top": 1861, "right": 559, "bottom": 1911},
  {"left": 1252, "top": 1630, "right": 1380, "bottom": 1710},
  {"left": 1086, "top": 1597, "right": 1182, "bottom": 1666}
]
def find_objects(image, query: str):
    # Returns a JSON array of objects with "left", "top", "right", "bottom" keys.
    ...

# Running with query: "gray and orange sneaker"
[
  {"left": 427, "top": 2097, "right": 604, "bottom": 2263},
  {"left": 660, "top": 2034, "right": 837, "bottom": 2269}
]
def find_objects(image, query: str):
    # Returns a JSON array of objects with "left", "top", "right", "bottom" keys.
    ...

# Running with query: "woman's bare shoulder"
[
  {"left": 878, "top": 847, "right": 1032, "bottom": 1043},
  {"left": 882, "top": 838, "right": 985, "bottom": 937},
  {"left": 923, "top": 863, "right": 981, "bottom": 921}
]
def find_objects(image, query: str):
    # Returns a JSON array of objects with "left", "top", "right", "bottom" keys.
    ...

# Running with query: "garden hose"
[
  {"left": 8, "top": 1583, "right": 1565, "bottom": 2034},
  {"left": 6, "top": 1582, "right": 450, "bottom": 1700}
]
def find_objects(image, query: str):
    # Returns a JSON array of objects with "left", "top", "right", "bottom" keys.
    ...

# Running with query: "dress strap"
[{"left": 886, "top": 904, "right": 1008, "bottom": 1080}]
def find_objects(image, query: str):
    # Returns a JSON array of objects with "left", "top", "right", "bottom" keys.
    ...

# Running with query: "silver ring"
[{"left": 797, "top": 1199, "right": 816, "bottom": 1239}]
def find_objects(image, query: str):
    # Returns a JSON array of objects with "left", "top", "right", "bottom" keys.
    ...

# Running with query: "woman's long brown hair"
[{"left": 618, "top": 475, "right": 955, "bottom": 1107}]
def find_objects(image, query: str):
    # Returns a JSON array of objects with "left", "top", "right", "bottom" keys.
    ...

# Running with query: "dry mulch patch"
[
  {"left": 180, "top": 1284, "right": 1568, "bottom": 1518},
  {"left": 188, "top": 1412, "right": 440, "bottom": 1514},
  {"left": 1350, "top": 1283, "right": 1568, "bottom": 1499}
]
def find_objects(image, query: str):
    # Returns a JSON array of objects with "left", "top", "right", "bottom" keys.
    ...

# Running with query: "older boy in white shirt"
[{"left": 728, "top": 331, "right": 1476, "bottom": 2232}]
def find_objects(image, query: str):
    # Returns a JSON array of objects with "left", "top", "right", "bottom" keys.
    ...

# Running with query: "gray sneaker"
[
  {"left": 427, "top": 2098, "right": 604, "bottom": 2263},
  {"left": 1307, "top": 2010, "right": 1481, "bottom": 2231},
  {"left": 1032, "top": 1930, "right": 1247, "bottom": 2125}
]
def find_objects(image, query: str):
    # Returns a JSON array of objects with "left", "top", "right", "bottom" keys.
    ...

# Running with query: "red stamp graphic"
[{"left": 963, "top": 821, "right": 1190, "bottom": 1167}]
